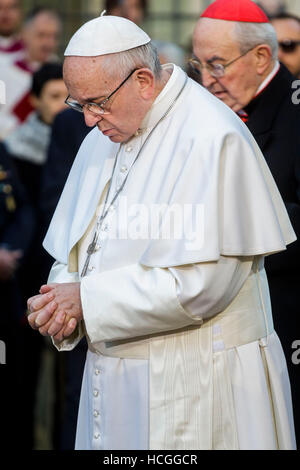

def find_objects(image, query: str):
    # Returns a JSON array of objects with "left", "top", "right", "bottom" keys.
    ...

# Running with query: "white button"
[
  {"left": 94, "top": 410, "right": 100, "bottom": 418},
  {"left": 116, "top": 185, "right": 121, "bottom": 191},
  {"left": 88, "top": 266, "right": 95, "bottom": 272},
  {"left": 94, "top": 433, "right": 100, "bottom": 440},
  {"left": 101, "top": 224, "right": 109, "bottom": 232},
  {"left": 93, "top": 390, "right": 99, "bottom": 397},
  {"left": 120, "top": 165, "right": 128, "bottom": 173},
  {"left": 95, "top": 369, "right": 101, "bottom": 375},
  {"left": 95, "top": 244, "right": 101, "bottom": 251},
  {"left": 125, "top": 146, "right": 133, "bottom": 152},
  {"left": 109, "top": 205, "right": 115, "bottom": 212}
]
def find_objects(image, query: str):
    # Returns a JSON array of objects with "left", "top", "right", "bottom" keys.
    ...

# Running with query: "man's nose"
[
  {"left": 83, "top": 108, "right": 103, "bottom": 127},
  {"left": 277, "top": 48, "right": 285, "bottom": 62},
  {"left": 201, "top": 68, "right": 217, "bottom": 89}
]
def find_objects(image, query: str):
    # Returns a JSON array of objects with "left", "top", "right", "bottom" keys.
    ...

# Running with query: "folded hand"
[{"left": 27, "top": 282, "right": 83, "bottom": 342}]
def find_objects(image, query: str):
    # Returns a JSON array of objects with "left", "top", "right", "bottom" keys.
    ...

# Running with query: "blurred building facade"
[{"left": 20, "top": 0, "right": 300, "bottom": 58}]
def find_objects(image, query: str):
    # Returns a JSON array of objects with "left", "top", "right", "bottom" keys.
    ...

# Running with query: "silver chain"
[{"left": 81, "top": 74, "right": 188, "bottom": 277}]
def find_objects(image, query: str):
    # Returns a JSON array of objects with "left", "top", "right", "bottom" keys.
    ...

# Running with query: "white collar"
[
  {"left": 255, "top": 60, "right": 280, "bottom": 97},
  {"left": 139, "top": 63, "right": 187, "bottom": 131}
]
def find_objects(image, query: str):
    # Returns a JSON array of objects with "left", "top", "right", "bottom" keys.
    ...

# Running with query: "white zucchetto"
[{"left": 64, "top": 15, "right": 151, "bottom": 57}]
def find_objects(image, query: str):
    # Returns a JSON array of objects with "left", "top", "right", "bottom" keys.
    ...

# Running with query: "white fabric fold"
[{"left": 43, "top": 65, "right": 296, "bottom": 269}]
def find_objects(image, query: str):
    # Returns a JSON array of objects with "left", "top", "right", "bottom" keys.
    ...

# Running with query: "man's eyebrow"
[
  {"left": 82, "top": 95, "right": 106, "bottom": 103},
  {"left": 207, "top": 55, "right": 226, "bottom": 64}
]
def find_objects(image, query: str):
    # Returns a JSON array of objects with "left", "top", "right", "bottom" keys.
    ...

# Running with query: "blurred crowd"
[{"left": 0, "top": 0, "right": 300, "bottom": 450}]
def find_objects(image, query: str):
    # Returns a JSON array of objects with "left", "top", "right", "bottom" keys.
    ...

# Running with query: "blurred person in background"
[
  {"left": 193, "top": 0, "right": 300, "bottom": 446},
  {"left": 0, "top": 142, "right": 35, "bottom": 448},
  {"left": 2, "top": 62, "right": 67, "bottom": 450},
  {"left": 39, "top": 108, "right": 90, "bottom": 449},
  {"left": 4, "top": 63, "right": 67, "bottom": 204},
  {"left": 105, "top": 0, "right": 147, "bottom": 25},
  {"left": 0, "top": 7, "right": 62, "bottom": 140},
  {"left": 257, "top": 0, "right": 286, "bottom": 17},
  {"left": 271, "top": 13, "right": 300, "bottom": 78},
  {"left": 0, "top": 0, "right": 24, "bottom": 61},
  {"left": 152, "top": 40, "right": 186, "bottom": 69}
]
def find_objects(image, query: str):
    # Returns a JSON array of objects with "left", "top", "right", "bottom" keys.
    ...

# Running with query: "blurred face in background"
[
  {"left": 271, "top": 18, "right": 300, "bottom": 77},
  {"left": 0, "top": 0, "right": 21, "bottom": 37},
  {"left": 108, "top": 0, "right": 146, "bottom": 25},
  {"left": 22, "top": 12, "right": 61, "bottom": 64},
  {"left": 122, "top": 0, "right": 145, "bottom": 25},
  {"left": 31, "top": 78, "right": 68, "bottom": 125}
]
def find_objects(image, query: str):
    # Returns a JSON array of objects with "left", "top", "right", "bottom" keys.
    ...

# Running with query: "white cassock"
[{"left": 44, "top": 64, "right": 297, "bottom": 450}]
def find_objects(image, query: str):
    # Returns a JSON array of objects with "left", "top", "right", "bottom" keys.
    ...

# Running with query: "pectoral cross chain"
[{"left": 81, "top": 232, "right": 99, "bottom": 277}]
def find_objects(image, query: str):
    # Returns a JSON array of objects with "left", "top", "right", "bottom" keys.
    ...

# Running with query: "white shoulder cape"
[{"left": 43, "top": 73, "right": 296, "bottom": 268}]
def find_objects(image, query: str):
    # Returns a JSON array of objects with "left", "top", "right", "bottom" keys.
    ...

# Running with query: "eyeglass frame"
[
  {"left": 65, "top": 68, "right": 139, "bottom": 115},
  {"left": 189, "top": 46, "right": 257, "bottom": 79}
]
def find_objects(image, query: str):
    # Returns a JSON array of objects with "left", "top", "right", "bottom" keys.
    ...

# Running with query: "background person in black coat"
[
  {"left": 193, "top": 4, "right": 300, "bottom": 445},
  {"left": 39, "top": 108, "right": 90, "bottom": 449},
  {"left": 0, "top": 143, "right": 35, "bottom": 448}
]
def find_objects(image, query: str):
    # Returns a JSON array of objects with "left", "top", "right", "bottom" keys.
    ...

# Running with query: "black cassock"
[{"left": 245, "top": 63, "right": 300, "bottom": 445}]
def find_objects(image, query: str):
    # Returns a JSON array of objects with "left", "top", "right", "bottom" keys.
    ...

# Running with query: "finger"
[
  {"left": 34, "top": 301, "right": 57, "bottom": 327},
  {"left": 53, "top": 318, "right": 78, "bottom": 342},
  {"left": 27, "top": 312, "right": 39, "bottom": 330},
  {"left": 30, "top": 292, "right": 55, "bottom": 313},
  {"left": 27, "top": 294, "right": 42, "bottom": 309},
  {"left": 47, "top": 312, "right": 67, "bottom": 337},
  {"left": 39, "top": 284, "right": 58, "bottom": 294}
]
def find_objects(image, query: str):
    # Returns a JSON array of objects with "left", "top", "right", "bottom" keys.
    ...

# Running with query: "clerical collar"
[
  {"left": 0, "top": 35, "right": 24, "bottom": 53},
  {"left": 139, "top": 63, "right": 187, "bottom": 131},
  {"left": 237, "top": 61, "right": 280, "bottom": 121},
  {"left": 254, "top": 60, "right": 280, "bottom": 99}
]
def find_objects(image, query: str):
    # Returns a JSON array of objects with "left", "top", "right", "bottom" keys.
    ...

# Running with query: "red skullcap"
[{"left": 201, "top": 0, "right": 269, "bottom": 23}]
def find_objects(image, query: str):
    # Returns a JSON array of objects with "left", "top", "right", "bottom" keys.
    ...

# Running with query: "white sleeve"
[
  {"left": 80, "top": 256, "right": 253, "bottom": 345},
  {"left": 48, "top": 262, "right": 85, "bottom": 351}
]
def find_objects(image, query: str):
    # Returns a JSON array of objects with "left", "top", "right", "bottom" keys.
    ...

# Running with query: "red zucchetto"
[{"left": 201, "top": 0, "right": 269, "bottom": 23}]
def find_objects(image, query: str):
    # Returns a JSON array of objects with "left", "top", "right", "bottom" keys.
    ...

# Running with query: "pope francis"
[{"left": 27, "top": 14, "right": 297, "bottom": 450}]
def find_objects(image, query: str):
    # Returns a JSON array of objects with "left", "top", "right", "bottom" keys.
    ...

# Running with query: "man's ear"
[
  {"left": 29, "top": 93, "right": 39, "bottom": 110},
  {"left": 135, "top": 68, "right": 155, "bottom": 100},
  {"left": 255, "top": 44, "right": 273, "bottom": 75}
]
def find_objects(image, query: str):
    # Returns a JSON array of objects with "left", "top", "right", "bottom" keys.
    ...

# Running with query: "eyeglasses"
[
  {"left": 65, "top": 68, "right": 138, "bottom": 116},
  {"left": 189, "top": 46, "right": 256, "bottom": 79},
  {"left": 278, "top": 40, "right": 300, "bottom": 53}
]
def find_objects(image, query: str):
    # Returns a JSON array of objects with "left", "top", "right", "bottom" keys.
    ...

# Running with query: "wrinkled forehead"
[
  {"left": 271, "top": 18, "right": 300, "bottom": 37},
  {"left": 193, "top": 18, "right": 240, "bottom": 59},
  {"left": 63, "top": 56, "right": 112, "bottom": 99}
]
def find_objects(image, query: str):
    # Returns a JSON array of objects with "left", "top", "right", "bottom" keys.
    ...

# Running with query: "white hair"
[
  {"left": 101, "top": 41, "right": 163, "bottom": 81},
  {"left": 233, "top": 22, "right": 278, "bottom": 60}
]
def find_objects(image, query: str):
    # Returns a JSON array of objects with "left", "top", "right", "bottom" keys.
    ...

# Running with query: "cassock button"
[
  {"left": 93, "top": 390, "right": 99, "bottom": 397},
  {"left": 95, "top": 369, "right": 101, "bottom": 375},
  {"left": 94, "top": 410, "right": 100, "bottom": 418},
  {"left": 94, "top": 433, "right": 100, "bottom": 440},
  {"left": 125, "top": 146, "right": 133, "bottom": 152},
  {"left": 120, "top": 165, "right": 128, "bottom": 173}
]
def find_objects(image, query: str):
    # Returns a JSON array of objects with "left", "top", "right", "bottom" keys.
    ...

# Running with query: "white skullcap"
[{"left": 64, "top": 15, "right": 151, "bottom": 57}]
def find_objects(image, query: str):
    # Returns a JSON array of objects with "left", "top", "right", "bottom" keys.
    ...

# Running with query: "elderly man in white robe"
[{"left": 27, "top": 15, "right": 297, "bottom": 450}]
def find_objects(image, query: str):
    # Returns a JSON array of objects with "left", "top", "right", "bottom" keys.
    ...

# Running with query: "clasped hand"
[{"left": 27, "top": 282, "right": 83, "bottom": 342}]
